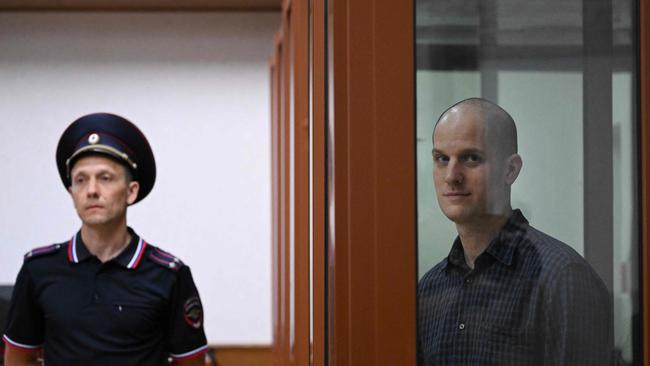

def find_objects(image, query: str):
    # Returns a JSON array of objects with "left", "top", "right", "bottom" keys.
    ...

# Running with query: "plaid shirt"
[{"left": 418, "top": 210, "right": 612, "bottom": 365}]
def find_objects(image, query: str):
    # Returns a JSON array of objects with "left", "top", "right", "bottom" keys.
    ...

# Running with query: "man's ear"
[
  {"left": 505, "top": 154, "right": 522, "bottom": 185},
  {"left": 126, "top": 181, "right": 140, "bottom": 205}
]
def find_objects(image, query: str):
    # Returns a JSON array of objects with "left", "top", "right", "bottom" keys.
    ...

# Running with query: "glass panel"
[{"left": 415, "top": 0, "right": 639, "bottom": 364}]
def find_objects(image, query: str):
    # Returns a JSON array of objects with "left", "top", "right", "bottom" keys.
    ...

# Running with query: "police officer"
[{"left": 2, "top": 113, "right": 208, "bottom": 366}]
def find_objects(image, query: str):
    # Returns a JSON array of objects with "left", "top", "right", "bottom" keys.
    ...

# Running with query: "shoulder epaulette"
[
  {"left": 24, "top": 243, "right": 63, "bottom": 262},
  {"left": 148, "top": 246, "right": 184, "bottom": 271}
]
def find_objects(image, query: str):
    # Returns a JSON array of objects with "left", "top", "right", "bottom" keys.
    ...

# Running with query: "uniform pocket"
[{"left": 96, "top": 300, "right": 162, "bottom": 339}]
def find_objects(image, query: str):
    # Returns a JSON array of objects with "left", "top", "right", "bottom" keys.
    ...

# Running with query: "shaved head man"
[
  {"left": 432, "top": 98, "right": 521, "bottom": 254},
  {"left": 418, "top": 98, "right": 612, "bottom": 365}
]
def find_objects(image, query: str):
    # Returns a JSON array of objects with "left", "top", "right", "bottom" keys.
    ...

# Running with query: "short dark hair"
[{"left": 122, "top": 164, "right": 135, "bottom": 184}]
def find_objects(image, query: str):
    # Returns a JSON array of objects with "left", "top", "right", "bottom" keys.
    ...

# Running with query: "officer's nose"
[
  {"left": 444, "top": 159, "right": 463, "bottom": 185},
  {"left": 86, "top": 177, "right": 99, "bottom": 197}
]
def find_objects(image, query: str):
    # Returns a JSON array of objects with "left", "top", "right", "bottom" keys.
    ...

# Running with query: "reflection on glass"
[{"left": 416, "top": 0, "right": 638, "bottom": 364}]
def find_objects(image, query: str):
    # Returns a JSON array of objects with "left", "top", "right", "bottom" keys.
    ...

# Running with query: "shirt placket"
[
  {"left": 90, "top": 261, "right": 110, "bottom": 305},
  {"left": 453, "top": 270, "right": 472, "bottom": 362}
]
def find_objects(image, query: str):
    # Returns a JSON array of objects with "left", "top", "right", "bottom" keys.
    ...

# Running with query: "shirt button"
[
  {"left": 459, "top": 323, "right": 465, "bottom": 330},
  {"left": 465, "top": 278, "right": 471, "bottom": 284},
  {"left": 94, "top": 293, "right": 99, "bottom": 300}
]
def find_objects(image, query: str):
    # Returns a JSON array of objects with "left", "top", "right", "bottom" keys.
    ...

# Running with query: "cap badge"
[{"left": 88, "top": 133, "right": 100, "bottom": 145}]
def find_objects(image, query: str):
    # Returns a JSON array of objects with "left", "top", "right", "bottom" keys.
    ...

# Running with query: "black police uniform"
[
  {"left": 3, "top": 229, "right": 208, "bottom": 365},
  {"left": 2, "top": 113, "right": 208, "bottom": 365}
]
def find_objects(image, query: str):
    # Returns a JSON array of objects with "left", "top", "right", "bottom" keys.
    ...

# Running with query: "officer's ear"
[
  {"left": 126, "top": 181, "right": 140, "bottom": 205},
  {"left": 505, "top": 153, "right": 522, "bottom": 185}
]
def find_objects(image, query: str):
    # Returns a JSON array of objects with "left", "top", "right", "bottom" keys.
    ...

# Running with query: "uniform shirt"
[
  {"left": 418, "top": 210, "right": 612, "bottom": 366},
  {"left": 2, "top": 228, "right": 208, "bottom": 366}
]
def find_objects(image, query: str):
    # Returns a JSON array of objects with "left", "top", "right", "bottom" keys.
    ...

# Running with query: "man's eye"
[
  {"left": 464, "top": 154, "right": 481, "bottom": 163},
  {"left": 433, "top": 154, "right": 449, "bottom": 164},
  {"left": 74, "top": 177, "right": 85, "bottom": 184},
  {"left": 101, "top": 175, "right": 112, "bottom": 181}
]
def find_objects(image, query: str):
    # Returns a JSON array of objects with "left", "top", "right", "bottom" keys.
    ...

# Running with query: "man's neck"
[
  {"left": 455, "top": 209, "right": 512, "bottom": 269},
  {"left": 80, "top": 220, "right": 131, "bottom": 263}
]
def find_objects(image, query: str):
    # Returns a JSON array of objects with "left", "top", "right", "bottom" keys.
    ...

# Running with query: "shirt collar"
[
  {"left": 439, "top": 237, "right": 467, "bottom": 273},
  {"left": 440, "top": 209, "right": 529, "bottom": 272},
  {"left": 485, "top": 209, "right": 528, "bottom": 266},
  {"left": 67, "top": 227, "right": 148, "bottom": 269}
]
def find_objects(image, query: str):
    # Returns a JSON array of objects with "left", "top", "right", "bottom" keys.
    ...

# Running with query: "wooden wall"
[
  {"left": 270, "top": 0, "right": 417, "bottom": 365},
  {"left": 211, "top": 346, "right": 271, "bottom": 366}
]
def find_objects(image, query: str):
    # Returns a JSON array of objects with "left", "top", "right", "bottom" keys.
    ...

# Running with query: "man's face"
[
  {"left": 68, "top": 155, "right": 139, "bottom": 227},
  {"left": 432, "top": 106, "right": 509, "bottom": 225}
]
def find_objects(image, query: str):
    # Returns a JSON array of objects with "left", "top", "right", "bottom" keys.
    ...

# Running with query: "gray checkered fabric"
[{"left": 418, "top": 210, "right": 612, "bottom": 365}]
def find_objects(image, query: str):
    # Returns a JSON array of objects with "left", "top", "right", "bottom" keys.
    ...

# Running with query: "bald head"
[
  {"left": 431, "top": 98, "right": 523, "bottom": 223},
  {"left": 434, "top": 98, "right": 518, "bottom": 159}
]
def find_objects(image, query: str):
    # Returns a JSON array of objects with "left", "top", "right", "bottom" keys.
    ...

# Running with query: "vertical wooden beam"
[
  {"left": 326, "top": 0, "right": 349, "bottom": 362},
  {"left": 640, "top": 0, "right": 650, "bottom": 364},
  {"left": 270, "top": 31, "right": 282, "bottom": 366},
  {"left": 273, "top": 2, "right": 310, "bottom": 365},
  {"left": 281, "top": 7, "right": 292, "bottom": 365},
  {"left": 271, "top": 28, "right": 289, "bottom": 366},
  {"left": 372, "top": 0, "right": 417, "bottom": 362},
  {"left": 327, "top": 0, "right": 416, "bottom": 365},
  {"left": 291, "top": 0, "right": 311, "bottom": 365},
  {"left": 310, "top": 0, "right": 326, "bottom": 363}
]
